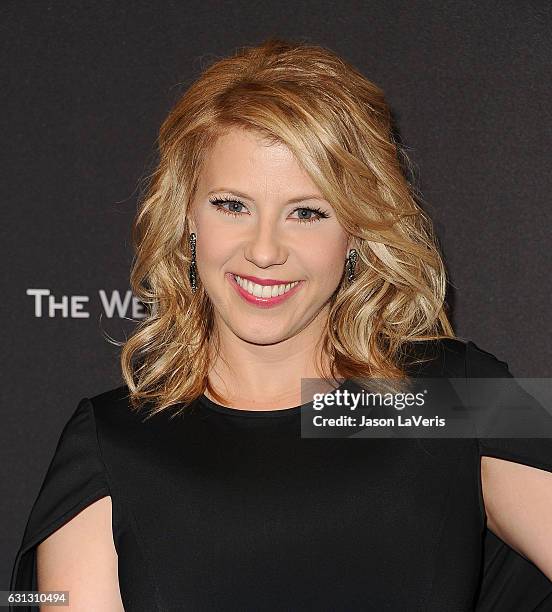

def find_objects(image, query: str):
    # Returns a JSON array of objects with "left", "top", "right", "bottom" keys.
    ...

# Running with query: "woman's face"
[{"left": 188, "top": 127, "right": 350, "bottom": 345}]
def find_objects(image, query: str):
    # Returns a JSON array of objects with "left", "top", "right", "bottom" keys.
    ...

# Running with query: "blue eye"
[
  {"left": 209, "top": 197, "right": 246, "bottom": 215},
  {"left": 208, "top": 196, "right": 330, "bottom": 224}
]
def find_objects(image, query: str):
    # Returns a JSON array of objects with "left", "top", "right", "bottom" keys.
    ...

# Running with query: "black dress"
[{"left": 9, "top": 339, "right": 552, "bottom": 611}]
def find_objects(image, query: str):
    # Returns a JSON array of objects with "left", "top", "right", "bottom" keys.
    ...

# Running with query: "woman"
[{"left": 10, "top": 38, "right": 552, "bottom": 611}]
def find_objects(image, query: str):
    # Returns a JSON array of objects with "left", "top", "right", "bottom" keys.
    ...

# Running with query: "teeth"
[{"left": 234, "top": 275, "right": 299, "bottom": 298}]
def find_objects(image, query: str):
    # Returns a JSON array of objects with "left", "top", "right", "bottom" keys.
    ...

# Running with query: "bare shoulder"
[
  {"left": 37, "top": 495, "right": 124, "bottom": 611},
  {"left": 481, "top": 456, "right": 552, "bottom": 581}
]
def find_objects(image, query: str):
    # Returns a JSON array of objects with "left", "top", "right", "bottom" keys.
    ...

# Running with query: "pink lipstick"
[{"left": 227, "top": 273, "right": 303, "bottom": 309}]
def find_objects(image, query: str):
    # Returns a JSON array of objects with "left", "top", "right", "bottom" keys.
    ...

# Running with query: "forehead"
[{"left": 199, "top": 127, "right": 319, "bottom": 195}]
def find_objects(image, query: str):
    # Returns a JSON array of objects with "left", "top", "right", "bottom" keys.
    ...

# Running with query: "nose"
[{"left": 243, "top": 221, "right": 288, "bottom": 269}]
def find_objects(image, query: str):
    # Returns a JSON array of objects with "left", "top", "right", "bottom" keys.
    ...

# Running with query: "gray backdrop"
[{"left": 2, "top": 0, "right": 551, "bottom": 588}]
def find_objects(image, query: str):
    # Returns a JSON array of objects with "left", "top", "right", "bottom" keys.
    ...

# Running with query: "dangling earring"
[
  {"left": 346, "top": 249, "right": 358, "bottom": 282},
  {"left": 189, "top": 232, "right": 197, "bottom": 293}
]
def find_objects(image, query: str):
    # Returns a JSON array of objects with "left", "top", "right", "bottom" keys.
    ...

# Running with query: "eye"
[
  {"left": 208, "top": 196, "right": 330, "bottom": 225},
  {"left": 208, "top": 196, "right": 247, "bottom": 217},
  {"left": 291, "top": 207, "right": 330, "bottom": 224}
]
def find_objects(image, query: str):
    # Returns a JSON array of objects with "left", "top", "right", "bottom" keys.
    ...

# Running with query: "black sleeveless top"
[{"left": 9, "top": 339, "right": 552, "bottom": 611}]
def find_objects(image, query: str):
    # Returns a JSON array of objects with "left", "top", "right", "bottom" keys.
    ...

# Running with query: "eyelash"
[{"left": 208, "top": 196, "right": 330, "bottom": 224}]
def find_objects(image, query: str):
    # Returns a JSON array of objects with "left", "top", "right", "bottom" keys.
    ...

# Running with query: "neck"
[{"left": 205, "top": 311, "right": 339, "bottom": 409}]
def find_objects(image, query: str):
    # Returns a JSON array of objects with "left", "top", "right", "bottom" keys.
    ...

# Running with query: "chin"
[{"left": 232, "top": 323, "right": 294, "bottom": 346}]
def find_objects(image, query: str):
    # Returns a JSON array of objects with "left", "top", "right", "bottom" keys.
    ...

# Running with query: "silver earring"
[
  {"left": 189, "top": 233, "right": 197, "bottom": 293},
  {"left": 346, "top": 249, "right": 358, "bottom": 282}
]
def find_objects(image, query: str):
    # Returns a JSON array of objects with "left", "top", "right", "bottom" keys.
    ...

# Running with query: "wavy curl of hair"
[{"left": 120, "top": 36, "right": 456, "bottom": 419}]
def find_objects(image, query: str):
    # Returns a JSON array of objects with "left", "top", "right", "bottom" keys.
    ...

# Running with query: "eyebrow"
[{"left": 207, "top": 188, "right": 327, "bottom": 205}]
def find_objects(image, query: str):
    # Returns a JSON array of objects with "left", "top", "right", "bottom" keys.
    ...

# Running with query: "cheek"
[
  {"left": 304, "top": 238, "right": 348, "bottom": 281},
  {"left": 196, "top": 232, "right": 233, "bottom": 268},
  {"left": 192, "top": 210, "right": 236, "bottom": 265}
]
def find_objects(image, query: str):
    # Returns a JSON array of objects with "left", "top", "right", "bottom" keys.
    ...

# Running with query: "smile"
[{"left": 228, "top": 273, "right": 303, "bottom": 308}]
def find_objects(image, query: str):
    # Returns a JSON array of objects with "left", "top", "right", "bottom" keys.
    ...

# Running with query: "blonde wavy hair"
[{"left": 120, "top": 36, "right": 456, "bottom": 418}]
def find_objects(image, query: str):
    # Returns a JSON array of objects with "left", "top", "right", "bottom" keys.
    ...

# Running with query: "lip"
[
  {"left": 227, "top": 273, "right": 303, "bottom": 308},
  {"left": 231, "top": 274, "right": 298, "bottom": 286}
]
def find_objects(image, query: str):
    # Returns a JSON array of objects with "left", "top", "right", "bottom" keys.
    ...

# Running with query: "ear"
[
  {"left": 346, "top": 235, "right": 353, "bottom": 254},
  {"left": 187, "top": 212, "right": 197, "bottom": 236}
]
